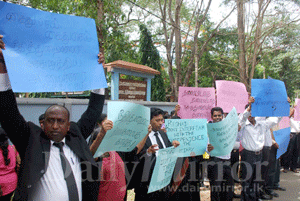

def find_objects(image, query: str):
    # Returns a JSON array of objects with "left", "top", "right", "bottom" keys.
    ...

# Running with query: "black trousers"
[
  {"left": 260, "top": 146, "right": 271, "bottom": 192},
  {"left": 207, "top": 157, "right": 234, "bottom": 201},
  {"left": 230, "top": 149, "right": 240, "bottom": 182},
  {"left": 240, "top": 149, "right": 263, "bottom": 201},
  {"left": 266, "top": 145, "right": 277, "bottom": 192},
  {"left": 281, "top": 132, "right": 300, "bottom": 170},
  {"left": 1, "top": 192, "right": 14, "bottom": 201},
  {"left": 169, "top": 157, "right": 202, "bottom": 201}
]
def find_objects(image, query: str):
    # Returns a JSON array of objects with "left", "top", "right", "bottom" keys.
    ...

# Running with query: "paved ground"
[
  {"left": 127, "top": 169, "right": 300, "bottom": 200},
  {"left": 272, "top": 169, "right": 300, "bottom": 201}
]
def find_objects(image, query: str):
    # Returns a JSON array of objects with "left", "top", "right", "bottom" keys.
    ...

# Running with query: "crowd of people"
[{"left": 0, "top": 34, "right": 299, "bottom": 201}]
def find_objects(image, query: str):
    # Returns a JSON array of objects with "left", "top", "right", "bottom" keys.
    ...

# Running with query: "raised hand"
[{"left": 98, "top": 52, "right": 105, "bottom": 65}]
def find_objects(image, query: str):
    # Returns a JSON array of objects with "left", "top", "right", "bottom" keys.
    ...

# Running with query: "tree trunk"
[
  {"left": 174, "top": 0, "right": 182, "bottom": 100},
  {"left": 195, "top": 43, "right": 198, "bottom": 87},
  {"left": 237, "top": 0, "right": 249, "bottom": 91},
  {"left": 97, "top": 0, "right": 105, "bottom": 54}
]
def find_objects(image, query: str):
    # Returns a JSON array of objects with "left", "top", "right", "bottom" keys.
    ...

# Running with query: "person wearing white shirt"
[
  {"left": 281, "top": 109, "right": 300, "bottom": 173},
  {"left": 0, "top": 35, "right": 105, "bottom": 201},
  {"left": 239, "top": 97, "right": 282, "bottom": 201},
  {"left": 207, "top": 107, "right": 234, "bottom": 201},
  {"left": 255, "top": 117, "right": 275, "bottom": 199}
]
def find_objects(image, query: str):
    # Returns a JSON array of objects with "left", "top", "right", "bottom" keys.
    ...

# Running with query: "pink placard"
[
  {"left": 294, "top": 99, "right": 300, "bottom": 121},
  {"left": 279, "top": 116, "right": 290, "bottom": 130},
  {"left": 178, "top": 87, "right": 215, "bottom": 120},
  {"left": 216, "top": 80, "right": 248, "bottom": 113}
]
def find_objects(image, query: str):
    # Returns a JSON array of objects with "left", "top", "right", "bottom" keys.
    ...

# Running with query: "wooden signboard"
[{"left": 119, "top": 79, "right": 147, "bottom": 101}]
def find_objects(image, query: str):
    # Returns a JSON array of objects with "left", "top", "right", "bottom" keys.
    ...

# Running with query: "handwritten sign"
[
  {"left": 165, "top": 119, "right": 208, "bottom": 157},
  {"left": 294, "top": 99, "right": 300, "bottom": 121},
  {"left": 251, "top": 79, "right": 289, "bottom": 117},
  {"left": 148, "top": 147, "right": 179, "bottom": 193},
  {"left": 207, "top": 107, "right": 238, "bottom": 156},
  {"left": 0, "top": 2, "right": 107, "bottom": 92},
  {"left": 216, "top": 80, "right": 248, "bottom": 113},
  {"left": 273, "top": 127, "right": 291, "bottom": 159},
  {"left": 94, "top": 101, "right": 150, "bottom": 158},
  {"left": 178, "top": 87, "right": 215, "bottom": 121}
]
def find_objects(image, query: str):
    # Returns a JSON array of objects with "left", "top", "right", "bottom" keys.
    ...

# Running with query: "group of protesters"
[{"left": 0, "top": 32, "right": 299, "bottom": 201}]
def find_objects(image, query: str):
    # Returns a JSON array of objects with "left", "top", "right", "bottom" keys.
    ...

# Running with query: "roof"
[{"left": 104, "top": 60, "right": 160, "bottom": 75}]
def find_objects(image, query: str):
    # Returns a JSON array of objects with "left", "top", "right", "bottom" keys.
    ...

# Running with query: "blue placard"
[
  {"left": 207, "top": 107, "right": 238, "bottom": 156},
  {"left": 148, "top": 147, "right": 179, "bottom": 193},
  {"left": 0, "top": 2, "right": 107, "bottom": 92},
  {"left": 94, "top": 101, "right": 150, "bottom": 158},
  {"left": 165, "top": 119, "right": 208, "bottom": 157},
  {"left": 273, "top": 127, "right": 291, "bottom": 159},
  {"left": 251, "top": 79, "right": 289, "bottom": 117}
]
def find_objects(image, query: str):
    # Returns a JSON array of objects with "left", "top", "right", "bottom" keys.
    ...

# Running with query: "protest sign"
[
  {"left": 207, "top": 107, "right": 238, "bottom": 156},
  {"left": 94, "top": 101, "right": 150, "bottom": 158},
  {"left": 294, "top": 99, "right": 300, "bottom": 121},
  {"left": 216, "top": 80, "right": 248, "bottom": 113},
  {"left": 165, "top": 119, "right": 208, "bottom": 157},
  {"left": 278, "top": 117, "right": 290, "bottom": 130},
  {"left": 178, "top": 87, "right": 215, "bottom": 121},
  {"left": 251, "top": 79, "right": 289, "bottom": 117},
  {"left": 273, "top": 127, "right": 291, "bottom": 159},
  {"left": 148, "top": 147, "right": 179, "bottom": 193},
  {"left": 0, "top": 2, "right": 107, "bottom": 92}
]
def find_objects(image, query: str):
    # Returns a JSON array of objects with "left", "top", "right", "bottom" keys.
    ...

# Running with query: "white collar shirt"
[
  {"left": 290, "top": 118, "right": 300, "bottom": 133},
  {"left": 149, "top": 130, "right": 167, "bottom": 156},
  {"left": 30, "top": 138, "right": 82, "bottom": 201},
  {"left": 239, "top": 110, "right": 281, "bottom": 152},
  {"left": 256, "top": 117, "right": 272, "bottom": 147}
]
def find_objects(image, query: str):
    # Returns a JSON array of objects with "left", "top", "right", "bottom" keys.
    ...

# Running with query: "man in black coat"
[
  {"left": 134, "top": 108, "right": 179, "bottom": 201},
  {"left": 0, "top": 35, "right": 105, "bottom": 201}
]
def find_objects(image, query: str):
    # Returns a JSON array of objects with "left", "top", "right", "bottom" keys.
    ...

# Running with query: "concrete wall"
[{"left": 17, "top": 98, "right": 178, "bottom": 125}]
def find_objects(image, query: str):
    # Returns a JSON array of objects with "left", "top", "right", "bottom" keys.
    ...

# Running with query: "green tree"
[
  {"left": 139, "top": 24, "right": 166, "bottom": 101},
  {"left": 259, "top": 21, "right": 300, "bottom": 99}
]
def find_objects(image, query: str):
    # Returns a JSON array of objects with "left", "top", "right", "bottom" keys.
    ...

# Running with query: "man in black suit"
[
  {"left": 134, "top": 108, "right": 179, "bottom": 201},
  {"left": 0, "top": 35, "right": 104, "bottom": 201}
]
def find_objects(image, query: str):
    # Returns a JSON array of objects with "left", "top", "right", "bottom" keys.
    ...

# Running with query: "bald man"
[{"left": 0, "top": 35, "right": 105, "bottom": 201}]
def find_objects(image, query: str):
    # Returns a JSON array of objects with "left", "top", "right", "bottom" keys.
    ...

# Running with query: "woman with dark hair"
[{"left": 0, "top": 128, "right": 20, "bottom": 201}]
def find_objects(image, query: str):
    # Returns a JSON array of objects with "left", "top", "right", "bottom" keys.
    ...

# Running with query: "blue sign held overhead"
[
  {"left": 0, "top": 2, "right": 107, "bottom": 92},
  {"left": 251, "top": 79, "right": 289, "bottom": 117}
]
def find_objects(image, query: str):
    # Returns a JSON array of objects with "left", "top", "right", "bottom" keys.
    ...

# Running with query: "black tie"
[
  {"left": 154, "top": 132, "right": 164, "bottom": 149},
  {"left": 53, "top": 142, "right": 79, "bottom": 201}
]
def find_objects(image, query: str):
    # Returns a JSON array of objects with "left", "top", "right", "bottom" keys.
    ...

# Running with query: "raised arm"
[
  {"left": 265, "top": 116, "right": 282, "bottom": 130},
  {"left": 77, "top": 52, "right": 106, "bottom": 139},
  {"left": 238, "top": 97, "right": 254, "bottom": 129},
  {"left": 89, "top": 119, "right": 113, "bottom": 156},
  {"left": 239, "top": 109, "right": 251, "bottom": 129},
  {"left": 77, "top": 92, "right": 105, "bottom": 139},
  {"left": 0, "top": 35, "right": 29, "bottom": 154},
  {"left": 136, "top": 124, "right": 152, "bottom": 154}
]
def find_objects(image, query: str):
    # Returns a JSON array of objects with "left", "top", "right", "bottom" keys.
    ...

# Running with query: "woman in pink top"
[{"left": 0, "top": 128, "right": 20, "bottom": 201}]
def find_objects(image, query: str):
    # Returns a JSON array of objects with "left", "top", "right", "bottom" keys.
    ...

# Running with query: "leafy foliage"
[{"left": 139, "top": 24, "right": 166, "bottom": 101}]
